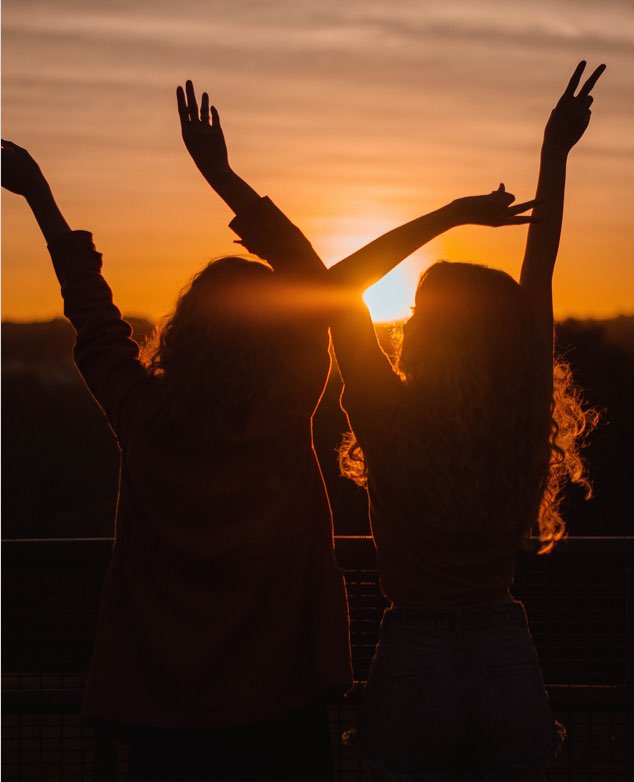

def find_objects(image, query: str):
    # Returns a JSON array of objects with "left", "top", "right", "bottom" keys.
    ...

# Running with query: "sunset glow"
[
  {"left": 2, "top": 1, "right": 633, "bottom": 323},
  {"left": 363, "top": 262, "right": 423, "bottom": 323}
]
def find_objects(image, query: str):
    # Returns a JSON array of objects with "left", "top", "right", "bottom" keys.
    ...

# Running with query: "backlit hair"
[
  {"left": 340, "top": 261, "right": 596, "bottom": 553},
  {"left": 142, "top": 257, "right": 314, "bottom": 449}
]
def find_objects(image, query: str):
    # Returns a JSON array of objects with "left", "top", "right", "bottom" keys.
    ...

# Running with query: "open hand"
[
  {"left": 176, "top": 81, "right": 230, "bottom": 182},
  {"left": 1, "top": 139, "right": 49, "bottom": 198},
  {"left": 544, "top": 61, "right": 605, "bottom": 154},
  {"left": 450, "top": 184, "right": 538, "bottom": 227}
]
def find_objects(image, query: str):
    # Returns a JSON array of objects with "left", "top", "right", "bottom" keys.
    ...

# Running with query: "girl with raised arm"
[
  {"left": 330, "top": 62, "right": 604, "bottom": 780},
  {"left": 2, "top": 137, "right": 353, "bottom": 781}
]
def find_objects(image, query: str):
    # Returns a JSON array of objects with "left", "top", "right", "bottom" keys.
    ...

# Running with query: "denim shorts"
[{"left": 355, "top": 602, "right": 564, "bottom": 780}]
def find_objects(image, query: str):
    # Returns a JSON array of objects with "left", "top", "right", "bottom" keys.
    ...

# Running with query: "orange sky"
[{"left": 2, "top": 0, "right": 633, "bottom": 323}]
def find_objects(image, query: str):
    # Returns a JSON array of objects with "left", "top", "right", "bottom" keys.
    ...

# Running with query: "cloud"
[{"left": 3, "top": 0, "right": 633, "bottom": 319}]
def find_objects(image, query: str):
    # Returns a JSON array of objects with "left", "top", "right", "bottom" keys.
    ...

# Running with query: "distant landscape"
[{"left": 2, "top": 316, "right": 633, "bottom": 539}]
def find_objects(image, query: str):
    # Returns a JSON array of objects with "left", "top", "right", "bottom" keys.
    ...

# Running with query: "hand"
[
  {"left": 450, "top": 184, "right": 538, "bottom": 227},
  {"left": 1, "top": 139, "right": 50, "bottom": 199},
  {"left": 543, "top": 61, "right": 606, "bottom": 154},
  {"left": 176, "top": 80, "right": 230, "bottom": 182}
]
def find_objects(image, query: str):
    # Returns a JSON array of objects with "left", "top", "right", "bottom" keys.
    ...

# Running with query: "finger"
[
  {"left": 211, "top": 105, "right": 222, "bottom": 131},
  {"left": 176, "top": 86, "right": 189, "bottom": 125},
  {"left": 564, "top": 61, "right": 586, "bottom": 97},
  {"left": 185, "top": 80, "right": 199, "bottom": 122},
  {"left": 504, "top": 216, "right": 539, "bottom": 225},
  {"left": 200, "top": 92, "right": 210, "bottom": 124},
  {"left": 578, "top": 63, "right": 606, "bottom": 98},
  {"left": 508, "top": 199, "right": 540, "bottom": 215},
  {"left": 492, "top": 184, "right": 512, "bottom": 203}
]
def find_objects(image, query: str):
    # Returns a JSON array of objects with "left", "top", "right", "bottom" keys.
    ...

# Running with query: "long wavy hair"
[
  {"left": 142, "top": 257, "right": 310, "bottom": 449},
  {"left": 340, "top": 261, "right": 596, "bottom": 554}
]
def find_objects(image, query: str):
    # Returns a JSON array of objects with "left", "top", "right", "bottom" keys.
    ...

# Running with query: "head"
[
  {"left": 144, "top": 256, "right": 317, "bottom": 447},
  {"left": 399, "top": 261, "right": 535, "bottom": 399},
  {"left": 341, "top": 261, "right": 595, "bottom": 552}
]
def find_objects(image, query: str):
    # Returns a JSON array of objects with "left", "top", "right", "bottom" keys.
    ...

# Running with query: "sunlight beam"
[{"left": 363, "top": 264, "right": 418, "bottom": 323}]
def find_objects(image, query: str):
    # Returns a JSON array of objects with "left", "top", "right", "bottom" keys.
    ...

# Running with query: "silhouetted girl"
[
  {"left": 2, "top": 135, "right": 353, "bottom": 780},
  {"left": 333, "top": 62, "right": 604, "bottom": 780}
]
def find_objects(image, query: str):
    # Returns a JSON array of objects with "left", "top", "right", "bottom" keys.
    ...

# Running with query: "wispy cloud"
[{"left": 3, "top": 0, "right": 633, "bottom": 320}]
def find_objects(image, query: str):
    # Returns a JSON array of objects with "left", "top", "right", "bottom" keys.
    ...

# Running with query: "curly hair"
[
  {"left": 142, "top": 257, "right": 317, "bottom": 449},
  {"left": 339, "top": 261, "right": 596, "bottom": 554}
]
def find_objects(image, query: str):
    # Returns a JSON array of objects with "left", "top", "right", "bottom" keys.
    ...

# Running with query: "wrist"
[
  {"left": 201, "top": 164, "right": 236, "bottom": 186},
  {"left": 540, "top": 140, "right": 569, "bottom": 163},
  {"left": 443, "top": 200, "right": 469, "bottom": 228}
]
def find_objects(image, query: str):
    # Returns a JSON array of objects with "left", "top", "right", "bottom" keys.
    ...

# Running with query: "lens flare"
[{"left": 364, "top": 258, "right": 430, "bottom": 323}]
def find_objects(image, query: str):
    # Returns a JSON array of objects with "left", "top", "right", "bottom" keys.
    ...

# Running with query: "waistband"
[{"left": 383, "top": 601, "right": 527, "bottom": 632}]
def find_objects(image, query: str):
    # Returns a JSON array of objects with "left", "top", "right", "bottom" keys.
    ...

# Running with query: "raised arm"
[
  {"left": 329, "top": 185, "right": 537, "bottom": 290},
  {"left": 520, "top": 61, "right": 605, "bottom": 350},
  {"left": 1, "top": 139, "right": 71, "bottom": 243},
  {"left": 177, "top": 81, "right": 260, "bottom": 215},
  {"left": 2, "top": 140, "right": 145, "bottom": 438},
  {"left": 177, "top": 81, "right": 327, "bottom": 276},
  {"left": 177, "top": 83, "right": 537, "bottom": 291}
]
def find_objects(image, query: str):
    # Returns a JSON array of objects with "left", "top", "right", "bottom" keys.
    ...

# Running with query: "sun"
[
  {"left": 317, "top": 215, "right": 429, "bottom": 324},
  {"left": 363, "top": 263, "right": 418, "bottom": 323}
]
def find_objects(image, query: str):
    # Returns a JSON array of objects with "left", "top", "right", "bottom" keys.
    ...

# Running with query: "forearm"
[
  {"left": 520, "top": 145, "right": 568, "bottom": 290},
  {"left": 328, "top": 203, "right": 459, "bottom": 290},
  {"left": 229, "top": 196, "right": 326, "bottom": 276},
  {"left": 198, "top": 165, "right": 261, "bottom": 216},
  {"left": 26, "top": 183, "right": 71, "bottom": 244},
  {"left": 48, "top": 231, "right": 145, "bottom": 434}
]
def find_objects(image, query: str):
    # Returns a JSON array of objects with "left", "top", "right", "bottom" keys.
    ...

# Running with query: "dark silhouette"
[
  {"left": 331, "top": 61, "right": 606, "bottom": 781},
  {"left": 1, "top": 78, "right": 534, "bottom": 781},
  {"left": 2, "top": 137, "right": 353, "bottom": 781}
]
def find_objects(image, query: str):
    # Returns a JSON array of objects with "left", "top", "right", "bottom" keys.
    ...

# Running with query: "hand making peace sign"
[{"left": 544, "top": 61, "right": 606, "bottom": 154}]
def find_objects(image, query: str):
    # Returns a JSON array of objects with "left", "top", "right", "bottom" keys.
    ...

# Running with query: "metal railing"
[{"left": 2, "top": 536, "right": 632, "bottom": 781}]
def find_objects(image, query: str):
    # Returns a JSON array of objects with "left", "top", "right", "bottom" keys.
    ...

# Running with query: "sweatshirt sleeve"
[
  {"left": 229, "top": 196, "right": 325, "bottom": 278},
  {"left": 47, "top": 230, "right": 147, "bottom": 440},
  {"left": 230, "top": 196, "right": 400, "bottom": 434}
]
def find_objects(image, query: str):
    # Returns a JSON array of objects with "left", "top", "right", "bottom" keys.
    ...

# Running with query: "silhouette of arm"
[
  {"left": 177, "top": 84, "right": 538, "bottom": 289},
  {"left": 177, "top": 82, "right": 326, "bottom": 275},
  {"left": 520, "top": 62, "right": 605, "bottom": 355},
  {"left": 1, "top": 139, "right": 71, "bottom": 242},
  {"left": 328, "top": 186, "right": 536, "bottom": 290},
  {"left": 177, "top": 81, "right": 261, "bottom": 215},
  {"left": 1, "top": 140, "right": 145, "bottom": 438},
  {"left": 229, "top": 189, "right": 537, "bottom": 290},
  {"left": 328, "top": 187, "right": 541, "bottom": 436}
]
